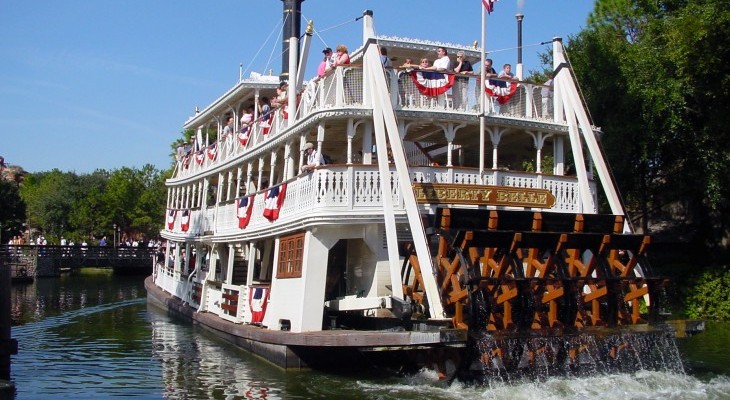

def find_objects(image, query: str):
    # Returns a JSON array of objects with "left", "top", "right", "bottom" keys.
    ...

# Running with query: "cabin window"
[{"left": 277, "top": 232, "right": 304, "bottom": 279}]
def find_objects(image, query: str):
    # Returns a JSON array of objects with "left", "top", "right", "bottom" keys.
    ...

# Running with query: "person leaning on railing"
[
  {"left": 300, "top": 142, "right": 325, "bottom": 173},
  {"left": 452, "top": 50, "right": 473, "bottom": 110}
]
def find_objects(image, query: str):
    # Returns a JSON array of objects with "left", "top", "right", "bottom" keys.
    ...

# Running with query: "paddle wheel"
[{"left": 400, "top": 208, "right": 669, "bottom": 375}]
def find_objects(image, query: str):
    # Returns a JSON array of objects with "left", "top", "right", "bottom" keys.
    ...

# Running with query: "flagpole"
[{"left": 479, "top": 1, "right": 487, "bottom": 182}]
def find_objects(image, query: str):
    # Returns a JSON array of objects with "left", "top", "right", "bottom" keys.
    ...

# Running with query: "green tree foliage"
[
  {"left": 0, "top": 179, "right": 27, "bottom": 241},
  {"left": 684, "top": 267, "right": 730, "bottom": 321},
  {"left": 68, "top": 169, "right": 110, "bottom": 238},
  {"left": 20, "top": 169, "right": 78, "bottom": 240},
  {"left": 565, "top": 0, "right": 730, "bottom": 257},
  {"left": 20, "top": 166, "right": 169, "bottom": 243}
]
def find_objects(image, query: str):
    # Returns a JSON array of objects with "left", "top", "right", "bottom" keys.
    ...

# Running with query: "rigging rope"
[
  {"left": 561, "top": 43, "right": 594, "bottom": 126},
  {"left": 301, "top": 12, "right": 363, "bottom": 50},
  {"left": 241, "top": 13, "right": 287, "bottom": 79}
]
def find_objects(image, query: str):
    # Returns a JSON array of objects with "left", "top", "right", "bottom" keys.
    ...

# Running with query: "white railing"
[
  {"left": 172, "top": 66, "right": 556, "bottom": 180},
  {"left": 165, "top": 165, "right": 590, "bottom": 237}
]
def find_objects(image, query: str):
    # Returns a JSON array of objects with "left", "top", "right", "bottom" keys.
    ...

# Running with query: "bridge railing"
[{"left": 0, "top": 245, "right": 156, "bottom": 260}]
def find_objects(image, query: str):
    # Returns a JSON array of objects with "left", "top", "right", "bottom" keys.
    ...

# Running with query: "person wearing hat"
[
  {"left": 301, "top": 142, "right": 325, "bottom": 173},
  {"left": 317, "top": 47, "right": 333, "bottom": 78}
]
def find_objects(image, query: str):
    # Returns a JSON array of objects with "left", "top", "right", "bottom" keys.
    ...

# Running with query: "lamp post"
[{"left": 113, "top": 224, "right": 117, "bottom": 248}]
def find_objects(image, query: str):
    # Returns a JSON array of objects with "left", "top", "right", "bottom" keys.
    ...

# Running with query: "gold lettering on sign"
[{"left": 413, "top": 183, "right": 555, "bottom": 208}]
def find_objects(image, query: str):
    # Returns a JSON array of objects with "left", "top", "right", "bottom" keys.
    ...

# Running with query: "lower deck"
[{"left": 145, "top": 276, "right": 466, "bottom": 370}]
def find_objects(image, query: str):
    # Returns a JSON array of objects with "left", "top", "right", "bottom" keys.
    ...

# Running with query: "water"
[{"left": 8, "top": 270, "right": 730, "bottom": 399}]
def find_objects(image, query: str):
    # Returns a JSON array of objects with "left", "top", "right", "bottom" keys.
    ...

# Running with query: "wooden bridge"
[{"left": 0, "top": 245, "right": 156, "bottom": 281}]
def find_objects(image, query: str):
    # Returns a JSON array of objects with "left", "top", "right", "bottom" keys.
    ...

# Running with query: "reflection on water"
[{"left": 9, "top": 272, "right": 730, "bottom": 399}]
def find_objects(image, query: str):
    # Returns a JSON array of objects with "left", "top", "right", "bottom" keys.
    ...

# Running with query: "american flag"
[{"left": 482, "top": 0, "right": 496, "bottom": 14}]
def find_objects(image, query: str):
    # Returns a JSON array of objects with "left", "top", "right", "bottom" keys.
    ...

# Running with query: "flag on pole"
[
  {"left": 263, "top": 183, "right": 287, "bottom": 221},
  {"left": 482, "top": 0, "right": 496, "bottom": 14},
  {"left": 237, "top": 196, "right": 254, "bottom": 228}
]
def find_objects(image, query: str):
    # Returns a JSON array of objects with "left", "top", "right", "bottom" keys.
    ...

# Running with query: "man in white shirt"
[
  {"left": 301, "top": 142, "right": 325, "bottom": 173},
  {"left": 432, "top": 47, "right": 452, "bottom": 71}
]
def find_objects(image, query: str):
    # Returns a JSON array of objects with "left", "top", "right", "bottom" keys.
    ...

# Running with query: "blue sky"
[{"left": 0, "top": 0, "right": 594, "bottom": 174}]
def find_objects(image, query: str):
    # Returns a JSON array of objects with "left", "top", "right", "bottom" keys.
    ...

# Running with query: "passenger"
[
  {"left": 498, "top": 63, "right": 515, "bottom": 80},
  {"left": 400, "top": 58, "right": 414, "bottom": 68},
  {"left": 380, "top": 46, "right": 392, "bottom": 68},
  {"left": 541, "top": 74, "right": 554, "bottom": 117},
  {"left": 430, "top": 47, "right": 451, "bottom": 72},
  {"left": 222, "top": 116, "right": 234, "bottom": 137},
  {"left": 176, "top": 142, "right": 187, "bottom": 161},
  {"left": 418, "top": 58, "right": 430, "bottom": 69},
  {"left": 183, "top": 141, "right": 193, "bottom": 155},
  {"left": 318, "top": 48, "right": 333, "bottom": 78},
  {"left": 300, "top": 142, "right": 325, "bottom": 173},
  {"left": 258, "top": 97, "right": 271, "bottom": 119},
  {"left": 452, "top": 50, "right": 473, "bottom": 110},
  {"left": 272, "top": 81, "right": 288, "bottom": 108},
  {"left": 327, "top": 44, "right": 350, "bottom": 72},
  {"left": 484, "top": 58, "right": 498, "bottom": 78},
  {"left": 258, "top": 97, "right": 273, "bottom": 135},
  {"left": 240, "top": 106, "right": 254, "bottom": 128}
]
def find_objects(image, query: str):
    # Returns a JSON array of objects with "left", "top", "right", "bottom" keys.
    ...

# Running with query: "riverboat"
[{"left": 146, "top": 2, "right": 671, "bottom": 378}]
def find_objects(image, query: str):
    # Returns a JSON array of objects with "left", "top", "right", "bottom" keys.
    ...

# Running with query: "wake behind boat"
[{"left": 146, "top": 1, "right": 678, "bottom": 379}]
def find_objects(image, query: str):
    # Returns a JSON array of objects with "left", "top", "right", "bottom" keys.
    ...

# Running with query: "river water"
[{"left": 8, "top": 270, "right": 730, "bottom": 399}]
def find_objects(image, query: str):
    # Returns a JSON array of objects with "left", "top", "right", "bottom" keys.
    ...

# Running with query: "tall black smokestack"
[{"left": 281, "top": 0, "right": 303, "bottom": 83}]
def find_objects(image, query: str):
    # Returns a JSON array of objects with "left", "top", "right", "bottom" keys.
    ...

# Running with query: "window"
[{"left": 277, "top": 232, "right": 304, "bottom": 278}]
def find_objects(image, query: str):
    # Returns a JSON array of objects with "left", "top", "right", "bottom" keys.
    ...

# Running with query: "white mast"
[{"left": 362, "top": 11, "right": 445, "bottom": 318}]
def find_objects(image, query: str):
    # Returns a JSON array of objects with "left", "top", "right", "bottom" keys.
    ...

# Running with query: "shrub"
[{"left": 684, "top": 266, "right": 730, "bottom": 321}]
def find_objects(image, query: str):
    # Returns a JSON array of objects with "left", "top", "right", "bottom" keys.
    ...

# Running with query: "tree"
[
  {"left": 0, "top": 179, "right": 26, "bottom": 241},
  {"left": 19, "top": 169, "right": 77, "bottom": 241},
  {"left": 565, "top": 0, "right": 730, "bottom": 259}
]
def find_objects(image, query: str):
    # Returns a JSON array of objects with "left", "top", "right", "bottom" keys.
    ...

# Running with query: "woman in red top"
[{"left": 328, "top": 44, "right": 350, "bottom": 71}]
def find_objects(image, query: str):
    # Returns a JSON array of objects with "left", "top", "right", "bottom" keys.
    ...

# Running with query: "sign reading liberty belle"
[{"left": 412, "top": 183, "right": 556, "bottom": 208}]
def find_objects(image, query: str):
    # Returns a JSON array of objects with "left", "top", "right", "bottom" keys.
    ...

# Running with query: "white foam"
[{"left": 356, "top": 371, "right": 730, "bottom": 400}]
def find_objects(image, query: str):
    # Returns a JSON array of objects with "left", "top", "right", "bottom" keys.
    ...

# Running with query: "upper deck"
[
  {"left": 172, "top": 60, "right": 564, "bottom": 181},
  {"left": 162, "top": 18, "right": 619, "bottom": 241}
]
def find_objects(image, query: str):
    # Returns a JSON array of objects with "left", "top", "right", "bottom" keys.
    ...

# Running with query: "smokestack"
[
  {"left": 516, "top": 13, "right": 524, "bottom": 80},
  {"left": 281, "top": 0, "right": 303, "bottom": 83}
]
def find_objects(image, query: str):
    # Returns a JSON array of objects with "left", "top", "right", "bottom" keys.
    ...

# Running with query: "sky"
[{"left": 0, "top": 0, "right": 595, "bottom": 174}]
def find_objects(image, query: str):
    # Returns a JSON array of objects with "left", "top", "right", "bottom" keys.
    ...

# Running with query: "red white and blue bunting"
[
  {"left": 194, "top": 151, "right": 205, "bottom": 165},
  {"left": 263, "top": 183, "right": 287, "bottom": 221},
  {"left": 166, "top": 209, "right": 176, "bottom": 230},
  {"left": 206, "top": 144, "right": 217, "bottom": 160},
  {"left": 249, "top": 287, "right": 269, "bottom": 324},
  {"left": 237, "top": 196, "right": 254, "bottom": 229},
  {"left": 180, "top": 209, "right": 190, "bottom": 232},
  {"left": 409, "top": 70, "right": 455, "bottom": 97},
  {"left": 484, "top": 79, "right": 518, "bottom": 105}
]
